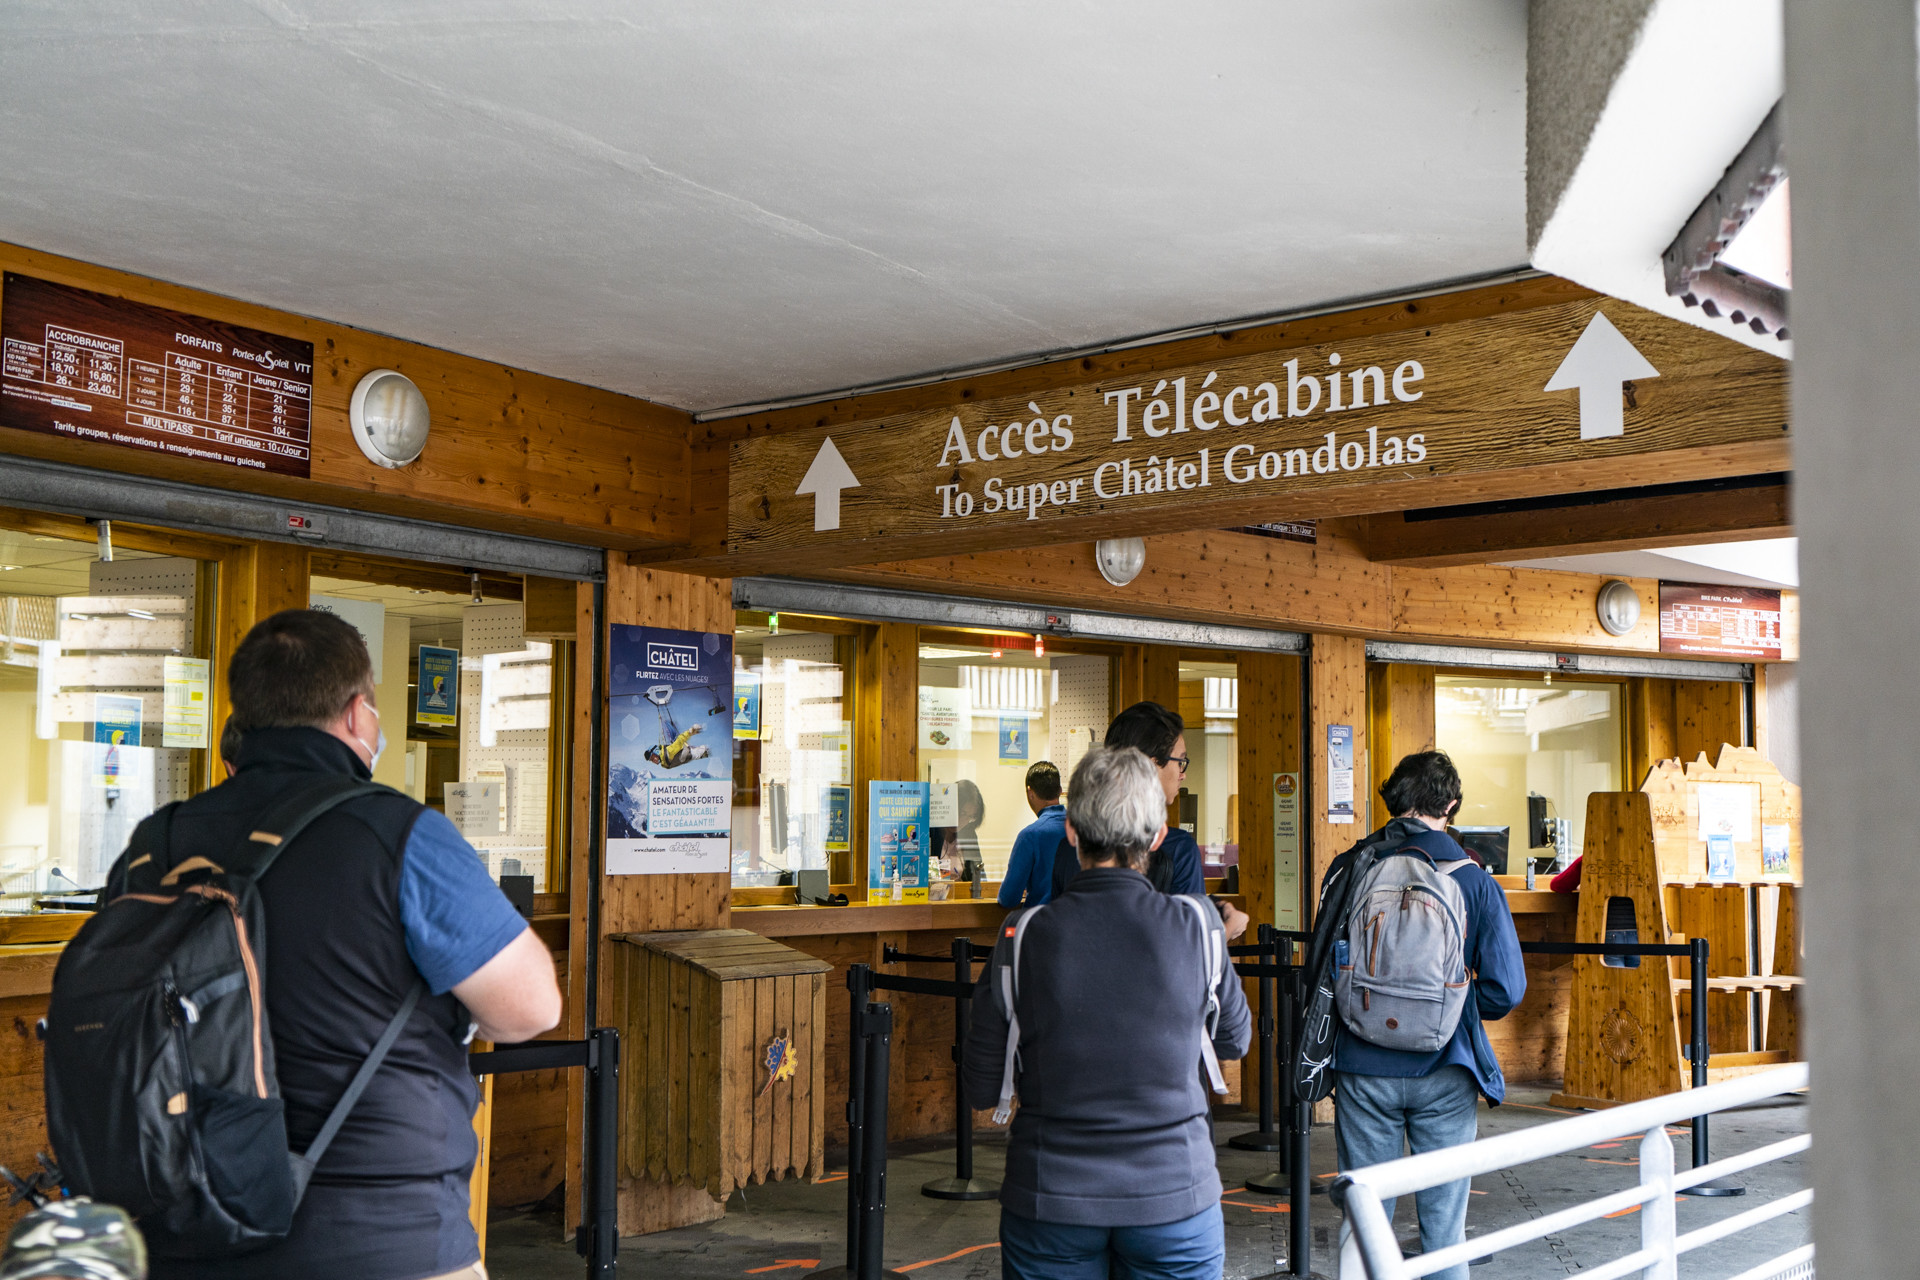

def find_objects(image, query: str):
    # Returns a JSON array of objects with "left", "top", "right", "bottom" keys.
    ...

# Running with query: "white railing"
[{"left": 1336, "top": 1063, "right": 1810, "bottom": 1280}]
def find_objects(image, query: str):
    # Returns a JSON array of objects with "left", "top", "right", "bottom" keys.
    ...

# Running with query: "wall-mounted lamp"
[
  {"left": 1094, "top": 537, "right": 1146, "bottom": 587},
  {"left": 1596, "top": 579, "right": 1642, "bottom": 636},
  {"left": 349, "top": 369, "right": 431, "bottom": 469}
]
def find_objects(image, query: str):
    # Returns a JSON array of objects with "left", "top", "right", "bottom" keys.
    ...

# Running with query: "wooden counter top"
[
  {"left": 0, "top": 945, "right": 64, "bottom": 1000},
  {"left": 735, "top": 882, "right": 1573, "bottom": 938}
]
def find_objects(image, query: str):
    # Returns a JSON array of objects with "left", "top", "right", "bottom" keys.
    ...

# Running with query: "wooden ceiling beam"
[{"left": 1359, "top": 476, "right": 1791, "bottom": 568}]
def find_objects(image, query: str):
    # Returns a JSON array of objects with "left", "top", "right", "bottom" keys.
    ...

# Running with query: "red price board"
[
  {"left": 1, "top": 274, "right": 315, "bottom": 477},
  {"left": 1658, "top": 582, "right": 1783, "bottom": 659}
]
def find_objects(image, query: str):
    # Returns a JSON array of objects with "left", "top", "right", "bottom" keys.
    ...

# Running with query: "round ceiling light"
[
  {"left": 349, "top": 369, "right": 431, "bottom": 469},
  {"left": 1094, "top": 537, "right": 1146, "bottom": 587},
  {"left": 1596, "top": 579, "right": 1642, "bottom": 636}
]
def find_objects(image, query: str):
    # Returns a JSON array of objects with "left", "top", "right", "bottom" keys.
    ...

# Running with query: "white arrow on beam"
[
  {"left": 1544, "top": 311, "right": 1661, "bottom": 441},
  {"left": 795, "top": 437, "right": 860, "bottom": 532}
]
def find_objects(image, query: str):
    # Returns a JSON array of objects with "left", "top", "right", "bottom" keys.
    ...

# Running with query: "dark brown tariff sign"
[{"left": 0, "top": 273, "right": 316, "bottom": 478}]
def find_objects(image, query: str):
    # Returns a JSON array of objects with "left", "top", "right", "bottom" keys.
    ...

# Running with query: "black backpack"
[{"left": 43, "top": 777, "right": 425, "bottom": 1258}]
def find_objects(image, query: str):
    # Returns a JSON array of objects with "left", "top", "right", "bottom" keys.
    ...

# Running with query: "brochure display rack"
[{"left": 1553, "top": 746, "right": 1803, "bottom": 1109}]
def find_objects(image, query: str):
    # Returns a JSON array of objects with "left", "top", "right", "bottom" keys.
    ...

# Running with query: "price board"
[{"left": 1, "top": 273, "right": 315, "bottom": 476}]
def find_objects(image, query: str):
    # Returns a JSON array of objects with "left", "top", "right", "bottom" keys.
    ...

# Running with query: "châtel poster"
[{"left": 606, "top": 624, "right": 734, "bottom": 875}]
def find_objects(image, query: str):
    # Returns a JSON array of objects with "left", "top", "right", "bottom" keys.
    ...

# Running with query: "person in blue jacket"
[
  {"left": 998, "top": 761, "right": 1066, "bottom": 906},
  {"left": 1323, "top": 751, "right": 1526, "bottom": 1280},
  {"left": 1049, "top": 702, "right": 1250, "bottom": 939}
]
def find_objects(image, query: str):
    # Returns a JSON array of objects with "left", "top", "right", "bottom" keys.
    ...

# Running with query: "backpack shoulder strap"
[
  {"left": 992, "top": 905, "right": 1043, "bottom": 1125},
  {"left": 287, "top": 978, "right": 425, "bottom": 1202},
  {"left": 225, "top": 777, "right": 397, "bottom": 882},
  {"left": 1178, "top": 896, "right": 1229, "bottom": 1096}
]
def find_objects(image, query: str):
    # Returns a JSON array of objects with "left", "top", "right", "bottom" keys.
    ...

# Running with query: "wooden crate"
[{"left": 615, "top": 929, "right": 832, "bottom": 1201}]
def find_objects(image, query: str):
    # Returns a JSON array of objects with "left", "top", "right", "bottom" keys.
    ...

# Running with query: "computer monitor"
[{"left": 1452, "top": 826, "right": 1509, "bottom": 875}]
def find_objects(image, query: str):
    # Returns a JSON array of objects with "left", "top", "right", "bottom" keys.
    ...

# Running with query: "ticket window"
[
  {"left": 0, "top": 525, "right": 214, "bottom": 905},
  {"left": 1177, "top": 660, "right": 1242, "bottom": 872},
  {"left": 730, "top": 615, "right": 854, "bottom": 886},
  {"left": 914, "top": 638, "right": 1112, "bottom": 882},
  {"left": 309, "top": 570, "right": 564, "bottom": 892},
  {"left": 1434, "top": 675, "right": 1626, "bottom": 869}
]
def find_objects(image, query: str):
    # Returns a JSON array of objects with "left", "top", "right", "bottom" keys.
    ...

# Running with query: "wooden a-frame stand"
[{"left": 1552, "top": 745, "right": 1803, "bottom": 1110}]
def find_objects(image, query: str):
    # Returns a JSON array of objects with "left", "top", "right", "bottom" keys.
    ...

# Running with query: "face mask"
[{"left": 354, "top": 703, "right": 386, "bottom": 771}]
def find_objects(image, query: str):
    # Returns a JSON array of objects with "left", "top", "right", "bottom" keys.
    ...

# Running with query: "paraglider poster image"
[{"left": 606, "top": 624, "right": 734, "bottom": 875}]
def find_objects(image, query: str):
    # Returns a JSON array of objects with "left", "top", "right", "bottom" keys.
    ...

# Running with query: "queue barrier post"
[
  {"left": 1678, "top": 935, "right": 1745, "bottom": 1198},
  {"left": 1228, "top": 923, "right": 1283, "bottom": 1154},
  {"left": 922, "top": 937, "right": 999, "bottom": 1201},
  {"left": 467, "top": 1028, "right": 621, "bottom": 1279},
  {"left": 810, "top": 967, "right": 911, "bottom": 1280}
]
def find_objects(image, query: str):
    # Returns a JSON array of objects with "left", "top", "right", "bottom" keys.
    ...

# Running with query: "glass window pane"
[
  {"left": 731, "top": 620, "right": 851, "bottom": 886},
  {"left": 1178, "top": 660, "right": 1241, "bottom": 875},
  {"left": 0, "top": 534, "right": 209, "bottom": 901},
  {"left": 916, "top": 640, "right": 1110, "bottom": 883},
  {"left": 1434, "top": 676, "right": 1624, "bottom": 866}
]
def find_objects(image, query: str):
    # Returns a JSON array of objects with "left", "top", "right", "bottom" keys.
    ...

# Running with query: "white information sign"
[{"left": 1696, "top": 781, "right": 1757, "bottom": 844}]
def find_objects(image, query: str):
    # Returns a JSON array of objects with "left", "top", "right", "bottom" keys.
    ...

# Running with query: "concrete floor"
[{"left": 484, "top": 1085, "right": 1810, "bottom": 1279}]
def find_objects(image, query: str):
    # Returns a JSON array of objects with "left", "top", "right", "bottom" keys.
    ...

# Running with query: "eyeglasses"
[{"left": 1166, "top": 754, "right": 1190, "bottom": 774}]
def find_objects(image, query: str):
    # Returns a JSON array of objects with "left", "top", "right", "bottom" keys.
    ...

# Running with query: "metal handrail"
[{"left": 1335, "top": 1063, "right": 1809, "bottom": 1280}]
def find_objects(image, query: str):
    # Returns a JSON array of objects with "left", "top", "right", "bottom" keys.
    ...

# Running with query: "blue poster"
[
  {"left": 606, "top": 625, "right": 734, "bottom": 875},
  {"left": 997, "top": 715, "right": 1029, "bottom": 765},
  {"left": 1707, "top": 834, "right": 1736, "bottom": 882},
  {"left": 733, "top": 680, "right": 761, "bottom": 740},
  {"left": 824, "top": 784, "right": 851, "bottom": 853},
  {"left": 415, "top": 645, "right": 459, "bottom": 727},
  {"left": 93, "top": 694, "right": 143, "bottom": 747},
  {"left": 868, "top": 780, "right": 929, "bottom": 904}
]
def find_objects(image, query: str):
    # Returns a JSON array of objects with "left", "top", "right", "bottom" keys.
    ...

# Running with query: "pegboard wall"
[
  {"left": 89, "top": 556, "right": 198, "bottom": 640},
  {"left": 1048, "top": 655, "right": 1111, "bottom": 783},
  {"left": 459, "top": 605, "right": 550, "bottom": 888},
  {"left": 462, "top": 603, "right": 526, "bottom": 657}
]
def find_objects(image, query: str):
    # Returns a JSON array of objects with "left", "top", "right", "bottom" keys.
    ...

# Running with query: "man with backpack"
[
  {"left": 1318, "top": 752, "right": 1525, "bottom": 1280},
  {"left": 962, "top": 747, "right": 1250, "bottom": 1280},
  {"left": 49, "top": 609, "right": 561, "bottom": 1280}
]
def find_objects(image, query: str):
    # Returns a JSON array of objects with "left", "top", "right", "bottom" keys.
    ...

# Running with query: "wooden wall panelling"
[
  {"left": 1366, "top": 663, "right": 1435, "bottom": 809},
  {"left": 1485, "top": 911, "right": 1578, "bottom": 1083},
  {"left": 0, "top": 241, "right": 692, "bottom": 550},
  {"left": 1308, "top": 635, "right": 1370, "bottom": 895},
  {"left": 1114, "top": 645, "right": 1146, "bottom": 712},
  {"left": 1764, "top": 886, "right": 1802, "bottom": 1057},
  {"left": 524, "top": 575, "right": 579, "bottom": 637},
  {"left": 210, "top": 541, "right": 311, "bottom": 749},
  {"left": 1142, "top": 645, "right": 1181, "bottom": 711},
  {"left": 1674, "top": 681, "right": 1748, "bottom": 762},
  {"left": 852, "top": 623, "right": 919, "bottom": 896},
  {"left": 1391, "top": 566, "right": 1660, "bottom": 652}
]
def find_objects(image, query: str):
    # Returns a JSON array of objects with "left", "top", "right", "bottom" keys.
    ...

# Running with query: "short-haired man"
[
  {"left": 1052, "top": 702, "right": 1250, "bottom": 939},
  {"left": 1325, "top": 751, "right": 1526, "bottom": 1280},
  {"left": 997, "top": 761, "right": 1065, "bottom": 906},
  {"left": 964, "top": 747, "right": 1250, "bottom": 1280},
  {"left": 117, "top": 610, "right": 562, "bottom": 1280}
]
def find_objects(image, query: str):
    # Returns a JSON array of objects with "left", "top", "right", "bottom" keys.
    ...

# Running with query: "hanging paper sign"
[
  {"left": 1272, "top": 772, "right": 1302, "bottom": 930},
  {"left": 824, "top": 784, "right": 852, "bottom": 854},
  {"left": 415, "top": 646, "right": 459, "bottom": 727},
  {"left": 997, "top": 716, "right": 1029, "bottom": 765},
  {"left": 733, "top": 680, "right": 761, "bottom": 739},
  {"left": 606, "top": 624, "right": 734, "bottom": 875},
  {"left": 1327, "top": 724, "right": 1355, "bottom": 824},
  {"left": 162, "top": 656, "right": 210, "bottom": 750}
]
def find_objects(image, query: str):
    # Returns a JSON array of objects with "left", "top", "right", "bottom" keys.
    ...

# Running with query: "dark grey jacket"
[{"left": 962, "top": 868, "right": 1252, "bottom": 1227}]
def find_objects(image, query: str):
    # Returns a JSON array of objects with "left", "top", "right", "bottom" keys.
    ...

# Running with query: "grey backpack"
[{"left": 1332, "top": 850, "right": 1473, "bottom": 1052}]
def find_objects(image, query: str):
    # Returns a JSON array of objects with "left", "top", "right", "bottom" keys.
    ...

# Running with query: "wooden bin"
[{"left": 615, "top": 929, "right": 833, "bottom": 1201}]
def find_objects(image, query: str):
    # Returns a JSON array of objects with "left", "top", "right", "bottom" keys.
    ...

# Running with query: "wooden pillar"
[
  {"left": 1675, "top": 680, "right": 1747, "bottom": 762},
  {"left": 852, "top": 621, "right": 919, "bottom": 895},
  {"left": 1626, "top": 677, "right": 1678, "bottom": 787},
  {"left": 565, "top": 556, "right": 735, "bottom": 1237},
  {"left": 1236, "top": 653, "right": 1303, "bottom": 931},
  {"left": 210, "top": 541, "right": 310, "bottom": 744},
  {"left": 1141, "top": 645, "right": 1181, "bottom": 712},
  {"left": 1114, "top": 645, "right": 1146, "bottom": 710},
  {"left": 1366, "top": 663, "right": 1435, "bottom": 810},
  {"left": 1307, "top": 634, "right": 1369, "bottom": 899}
]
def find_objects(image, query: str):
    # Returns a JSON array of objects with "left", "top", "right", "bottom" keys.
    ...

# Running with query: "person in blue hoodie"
[
  {"left": 1323, "top": 751, "right": 1526, "bottom": 1280},
  {"left": 998, "top": 761, "right": 1067, "bottom": 906}
]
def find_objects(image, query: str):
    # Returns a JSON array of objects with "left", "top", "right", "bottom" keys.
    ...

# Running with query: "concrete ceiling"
[
  {"left": 1502, "top": 537, "right": 1799, "bottom": 590},
  {"left": 0, "top": 2, "right": 1528, "bottom": 414}
]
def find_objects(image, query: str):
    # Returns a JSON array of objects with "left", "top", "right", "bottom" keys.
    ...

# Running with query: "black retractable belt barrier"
[
  {"left": 469, "top": 1027, "right": 620, "bottom": 1279},
  {"left": 810, "top": 967, "right": 911, "bottom": 1280},
  {"left": 1228, "top": 923, "right": 1284, "bottom": 1153},
  {"left": 1517, "top": 937, "right": 1741, "bottom": 1196},
  {"left": 1234, "top": 933, "right": 1317, "bottom": 1278},
  {"left": 906, "top": 938, "right": 999, "bottom": 1200}
]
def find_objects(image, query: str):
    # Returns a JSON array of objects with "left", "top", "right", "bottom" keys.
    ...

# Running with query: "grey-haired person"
[{"left": 963, "top": 746, "right": 1251, "bottom": 1280}]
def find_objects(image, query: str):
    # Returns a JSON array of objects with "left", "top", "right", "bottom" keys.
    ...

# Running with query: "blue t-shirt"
[
  {"left": 398, "top": 807, "right": 531, "bottom": 995},
  {"left": 999, "top": 805, "right": 1067, "bottom": 907}
]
